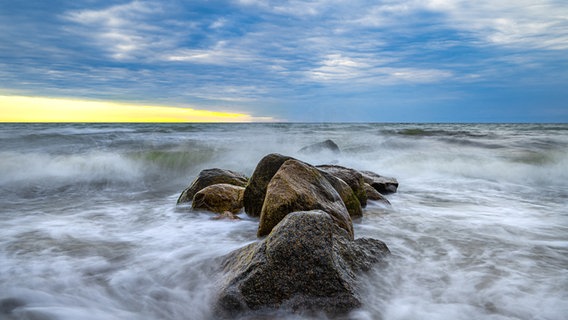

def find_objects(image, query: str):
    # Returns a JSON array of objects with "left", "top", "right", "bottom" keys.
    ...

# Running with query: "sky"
[{"left": 0, "top": 0, "right": 567, "bottom": 122}]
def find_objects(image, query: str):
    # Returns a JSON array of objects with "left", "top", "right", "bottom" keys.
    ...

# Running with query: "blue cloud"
[{"left": 1, "top": 0, "right": 567, "bottom": 122}]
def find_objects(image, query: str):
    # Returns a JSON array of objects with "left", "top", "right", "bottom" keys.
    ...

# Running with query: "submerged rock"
[
  {"left": 243, "top": 153, "right": 294, "bottom": 217},
  {"left": 0, "top": 297, "right": 26, "bottom": 314},
  {"left": 216, "top": 211, "right": 389, "bottom": 317},
  {"left": 177, "top": 168, "right": 248, "bottom": 204},
  {"left": 211, "top": 211, "right": 242, "bottom": 221},
  {"left": 298, "top": 139, "right": 341, "bottom": 154},
  {"left": 192, "top": 184, "right": 245, "bottom": 214},
  {"left": 360, "top": 170, "right": 399, "bottom": 194},
  {"left": 258, "top": 159, "right": 353, "bottom": 239}
]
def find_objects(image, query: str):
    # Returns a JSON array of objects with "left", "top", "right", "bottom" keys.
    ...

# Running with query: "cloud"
[
  {"left": 353, "top": 2, "right": 418, "bottom": 27},
  {"left": 163, "top": 41, "right": 258, "bottom": 65},
  {"left": 305, "top": 53, "right": 452, "bottom": 84},
  {"left": 424, "top": 0, "right": 568, "bottom": 50},
  {"left": 210, "top": 18, "right": 228, "bottom": 29},
  {"left": 330, "top": 0, "right": 568, "bottom": 50},
  {"left": 1, "top": 0, "right": 567, "bottom": 122},
  {"left": 185, "top": 84, "right": 270, "bottom": 103},
  {"left": 235, "top": 0, "right": 330, "bottom": 16},
  {"left": 63, "top": 1, "right": 183, "bottom": 61}
]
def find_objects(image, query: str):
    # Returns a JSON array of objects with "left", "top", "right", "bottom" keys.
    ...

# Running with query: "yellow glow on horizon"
[{"left": 0, "top": 95, "right": 263, "bottom": 122}]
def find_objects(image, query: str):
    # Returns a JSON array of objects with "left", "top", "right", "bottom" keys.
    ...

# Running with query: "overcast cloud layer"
[{"left": 1, "top": 0, "right": 567, "bottom": 122}]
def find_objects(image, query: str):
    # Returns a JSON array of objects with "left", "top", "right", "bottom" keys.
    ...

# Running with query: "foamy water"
[{"left": 1, "top": 123, "right": 567, "bottom": 320}]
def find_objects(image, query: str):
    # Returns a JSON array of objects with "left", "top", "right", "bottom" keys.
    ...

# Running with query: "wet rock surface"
[
  {"left": 298, "top": 139, "right": 341, "bottom": 154},
  {"left": 192, "top": 184, "right": 245, "bottom": 214},
  {"left": 364, "top": 183, "right": 391, "bottom": 205},
  {"left": 258, "top": 159, "right": 353, "bottom": 239},
  {"left": 243, "top": 154, "right": 294, "bottom": 217},
  {"left": 360, "top": 170, "right": 399, "bottom": 194},
  {"left": 318, "top": 169, "right": 363, "bottom": 219},
  {"left": 215, "top": 211, "right": 390, "bottom": 317},
  {"left": 317, "top": 164, "right": 368, "bottom": 208},
  {"left": 177, "top": 168, "right": 248, "bottom": 204},
  {"left": 176, "top": 154, "right": 397, "bottom": 317}
]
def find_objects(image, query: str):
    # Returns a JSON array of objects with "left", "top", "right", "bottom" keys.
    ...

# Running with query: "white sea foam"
[{"left": 0, "top": 151, "right": 144, "bottom": 185}]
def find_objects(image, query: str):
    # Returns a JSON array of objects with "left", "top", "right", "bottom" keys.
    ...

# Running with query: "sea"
[{"left": 0, "top": 123, "right": 567, "bottom": 320}]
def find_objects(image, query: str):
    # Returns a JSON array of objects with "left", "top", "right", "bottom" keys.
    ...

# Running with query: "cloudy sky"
[{"left": 1, "top": 0, "right": 567, "bottom": 122}]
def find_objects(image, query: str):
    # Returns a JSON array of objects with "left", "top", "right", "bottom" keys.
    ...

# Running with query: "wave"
[
  {"left": 0, "top": 148, "right": 217, "bottom": 201},
  {"left": 0, "top": 151, "right": 141, "bottom": 183},
  {"left": 2, "top": 123, "right": 567, "bottom": 203},
  {"left": 127, "top": 148, "right": 216, "bottom": 174},
  {"left": 344, "top": 139, "right": 568, "bottom": 192},
  {"left": 383, "top": 127, "right": 493, "bottom": 138}
]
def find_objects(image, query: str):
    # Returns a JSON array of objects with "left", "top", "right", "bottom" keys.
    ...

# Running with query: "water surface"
[{"left": 1, "top": 123, "right": 567, "bottom": 319}]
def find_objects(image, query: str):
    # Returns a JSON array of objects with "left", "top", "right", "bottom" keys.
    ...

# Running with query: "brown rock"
[
  {"left": 364, "top": 183, "right": 391, "bottom": 205},
  {"left": 215, "top": 210, "right": 389, "bottom": 317},
  {"left": 317, "top": 164, "right": 368, "bottom": 208},
  {"left": 177, "top": 168, "right": 248, "bottom": 204},
  {"left": 243, "top": 153, "right": 294, "bottom": 217},
  {"left": 360, "top": 170, "right": 399, "bottom": 194},
  {"left": 192, "top": 184, "right": 245, "bottom": 214},
  {"left": 319, "top": 170, "right": 363, "bottom": 219},
  {"left": 211, "top": 211, "right": 242, "bottom": 221},
  {"left": 298, "top": 139, "right": 341, "bottom": 154},
  {"left": 258, "top": 159, "right": 353, "bottom": 239}
]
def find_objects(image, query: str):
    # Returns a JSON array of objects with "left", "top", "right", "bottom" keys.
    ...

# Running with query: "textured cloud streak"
[
  {"left": 63, "top": 1, "right": 183, "bottom": 61},
  {"left": 424, "top": 0, "right": 568, "bottom": 50}
]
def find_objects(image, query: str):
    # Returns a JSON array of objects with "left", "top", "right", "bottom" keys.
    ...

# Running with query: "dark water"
[{"left": 1, "top": 123, "right": 567, "bottom": 319}]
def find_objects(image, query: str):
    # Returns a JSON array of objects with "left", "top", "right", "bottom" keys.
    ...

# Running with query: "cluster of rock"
[
  {"left": 176, "top": 151, "right": 398, "bottom": 317},
  {"left": 177, "top": 168, "right": 248, "bottom": 218}
]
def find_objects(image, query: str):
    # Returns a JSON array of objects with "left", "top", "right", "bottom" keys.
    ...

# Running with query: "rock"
[
  {"left": 212, "top": 211, "right": 242, "bottom": 221},
  {"left": 192, "top": 184, "right": 245, "bottom": 214},
  {"left": 319, "top": 170, "right": 363, "bottom": 219},
  {"left": 243, "top": 153, "right": 294, "bottom": 217},
  {"left": 360, "top": 170, "right": 399, "bottom": 194},
  {"left": 317, "top": 165, "right": 368, "bottom": 208},
  {"left": 298, "top": 139, "right": 341, "bottom": 154},
  {"left": 258, "top": 159, "right": 354, "bottom": 239},
  {"left": 177, "top": 168, "right": 248, "bottom": 204},
  {"left": 215, "top": 210, "right": 390, "bottom": 317},
  {"left": 364, "top": 183, "right": 391, "bottom": 205},
  {"left": 0, "top": 297, "right": 26, "bottom": 314},
  {"left": 243, "top": 154, "right": 361, "bottom": 221}
]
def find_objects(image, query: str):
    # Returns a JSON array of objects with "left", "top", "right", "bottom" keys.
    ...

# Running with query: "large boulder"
[
  {"left": 258, "top": 159, "right": 353, "bottom": 239},
  {"left": 243, "top": 153, "right": 294, "bottom": 217},
  {"left": 317, "top": 165, "right": 368, "bottom": 208},
  {"left": 192, "top": 184, "right": 245, "bottom": 214},
  {"left": 360, "top": 170, "right": 399, "bottom": 194},
  {"left": 177, "top": 169, "right": 248, "bottom": 204},
  {"left": 298, "top": 139, "right": 341, "bottom": 154},
  {"left": 215, "top": 210, "right": 390, "bottom": 317}
]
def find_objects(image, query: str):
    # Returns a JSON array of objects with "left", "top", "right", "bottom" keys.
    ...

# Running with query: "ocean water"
[{"left": 0, "top": 123, "right": 567, "bottom": 320}]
